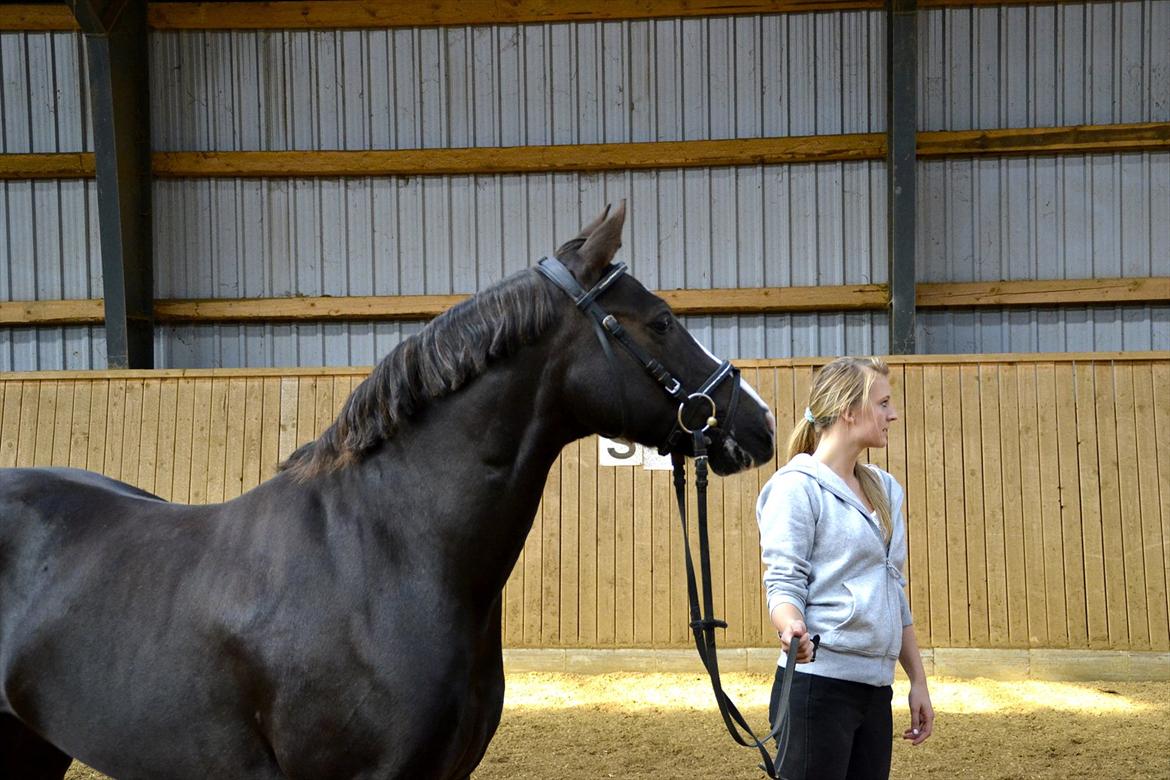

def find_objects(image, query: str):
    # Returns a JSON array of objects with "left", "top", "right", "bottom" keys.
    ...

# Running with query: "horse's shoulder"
[{"left": 0, "top": 467, "right": 168, "bottom": 504}]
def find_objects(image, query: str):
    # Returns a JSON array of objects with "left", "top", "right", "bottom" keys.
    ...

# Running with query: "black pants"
[{"left": 769, "top": 669, "right": 893, "bottom": 780}]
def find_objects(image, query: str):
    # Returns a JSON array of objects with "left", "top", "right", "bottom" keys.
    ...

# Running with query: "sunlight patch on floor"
[{"left": 502, "top": 673, "right": 1154, "bottom": 716}]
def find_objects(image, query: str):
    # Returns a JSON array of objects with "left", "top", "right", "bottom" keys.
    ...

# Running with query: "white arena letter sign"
[{"left": 599, "top": 437, "right": 642, "bottom": 466}]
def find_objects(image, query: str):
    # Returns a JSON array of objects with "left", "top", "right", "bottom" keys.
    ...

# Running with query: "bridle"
[{"left": 536, "top": 255, "right": 811, "bottom": 778}]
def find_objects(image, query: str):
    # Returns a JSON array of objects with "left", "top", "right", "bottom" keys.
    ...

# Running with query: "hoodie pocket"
[{"left": 822, "top": 578, "right": 898, "bottom": 658}]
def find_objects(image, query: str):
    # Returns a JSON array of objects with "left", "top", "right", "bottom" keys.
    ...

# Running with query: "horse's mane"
[{"left": 280, "top": 268, "right": 559, "bottom": 479}]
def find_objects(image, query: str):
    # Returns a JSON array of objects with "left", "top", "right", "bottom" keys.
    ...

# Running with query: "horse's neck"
[{"left": 348, "top": 350, "right": 576, "bottom": 598}]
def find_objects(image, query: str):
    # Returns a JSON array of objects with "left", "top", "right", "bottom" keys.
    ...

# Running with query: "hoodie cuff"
[{"left": 768, "top": 593, "right": 807, "bottom": 619}]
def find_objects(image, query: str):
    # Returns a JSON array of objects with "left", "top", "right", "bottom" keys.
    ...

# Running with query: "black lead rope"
[{"left": 673, "top": 432, "right": 819, "bottom": 779}]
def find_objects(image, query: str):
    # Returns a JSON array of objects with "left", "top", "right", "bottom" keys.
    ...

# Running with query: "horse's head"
[{"left": 542, "top": 201, "right": 775, "bottom": 476}]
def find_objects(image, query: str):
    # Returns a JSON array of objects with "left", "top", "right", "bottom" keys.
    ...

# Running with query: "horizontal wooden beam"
[
  {"left": 916, "top": 277, "right": 1170, "bottom": 308},
  {"left": 0, "top": 1, "right": 1121, "bottom": 32},
  {"left": 6, "top": 278, "right": 1166, "bottom": 327},
  {"left": 5, "top": 123, "right": 1166, "bottom": 181}
]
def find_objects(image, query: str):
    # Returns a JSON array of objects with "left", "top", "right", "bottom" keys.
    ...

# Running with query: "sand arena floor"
[{"left": 66, "top": 673, "right": 1168, "bottom": 779}]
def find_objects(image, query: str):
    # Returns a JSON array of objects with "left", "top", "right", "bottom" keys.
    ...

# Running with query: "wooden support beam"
[
  {"left": 5, "top": 279, "right": 1164, "bottom": 328},
  {"left": 0, "top": 153, "right": 95, "bottom": 180},
  {"left": 917, "top": 122, "right": 1170, "bottom": 158},
  {"left": 0, "top": 5, "right": 79, "bottom": 31}
]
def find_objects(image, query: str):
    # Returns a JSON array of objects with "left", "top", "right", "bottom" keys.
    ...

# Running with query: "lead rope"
[{"left": 673, "top": 432, "right": 818, "bottom": 779}]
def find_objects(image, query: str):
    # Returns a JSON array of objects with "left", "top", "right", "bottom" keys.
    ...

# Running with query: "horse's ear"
[
  {"left": 576, "top": 200, "right": 626, "bottom": 276},
  {"left": 554, "top": 203, "right": 611, "bottom": 258}
]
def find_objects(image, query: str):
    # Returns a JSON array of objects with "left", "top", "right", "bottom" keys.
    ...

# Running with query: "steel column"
[
  {"left": 70, "top": 0, "right": 154, "bottom": 368},
  {"left": 886, "top": 0, "right": 917, "bottom": 355}
]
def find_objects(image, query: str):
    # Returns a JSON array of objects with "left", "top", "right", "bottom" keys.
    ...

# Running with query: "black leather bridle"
[{"left": 536, "top": 255, "right": 812, "bottom": 778}]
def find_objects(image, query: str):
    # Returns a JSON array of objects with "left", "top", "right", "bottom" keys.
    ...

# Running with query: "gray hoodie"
[{"left": 756, "top": 453, "right": 912, "bottom": 687}]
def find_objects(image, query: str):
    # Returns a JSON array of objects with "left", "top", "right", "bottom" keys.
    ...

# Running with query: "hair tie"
[{"left": 803, "top": 408, "right": 817, "bottom": 425}]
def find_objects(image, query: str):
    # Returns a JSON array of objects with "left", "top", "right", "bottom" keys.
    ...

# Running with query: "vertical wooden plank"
[
  {"left": 978, "top": 365, "right": 1008, "bottom": 643},
  {"left": 902, "top": 365, "right": 931, "bottom": 643},
  {"left": 14, "top": 381, "right": 40, "bottom": 468},
  {"left": 753, "top": 366, "right": 784, "bottom": 633},
  {"left": 68, "top": 382, "right": 92, "bottom": 470},
  {"left": 997, "top": 365, "right": 1028, "bottom": 647},
  {"left": 959, "top": 364, "right": 989, "bottom": 645},
  {"left": 120, "top": 379, "right": 144, "bottom": 488},
  {"left": 740, "top": 368, "right": 768, "bottom": 645},
  {"left": 86, "top": 381, "right": 110, "bottom": 475},
  {"left": 153, "top": 379, "right": 178, "bottom": 502},
  {"left": 1152, "top": 364, "right": 1170, "bottom": 642},
  {"left": 1035, "top": 364, "right": 1068, "bottom": 647},
  {"left": 222, "top": 378, "right": 248, "bottom": 500},
  {"left": 296, "top": 377, "right": 317, "bottom": 450},
  {"left": 523, "top": 467, "right": 545, "bottom": 645},
  {"left": 614, "top": 459, "right": 635, "bottom": 644},
  {"left": 651, "top": 467, "right": 672, "bottom": 645},
  {"left": 922, "top": 365, "right": 949, "bottom": 646},
  {"left": 885, "top": 364, "right": 909, "bottom": 503},
  {"left": 205, "top": 379, "right": 230, "bottom": 503},
  {"left": 940, "top": 364, "right": 969, "bottom": 646},
  {"left": 1074, "top": 363, "right": 1109, "bottom": 648},
  {"left": 540, "top": 456, "right": 561, "bottom": 645},
  {"left": 259, "top": 377, "right": 283, "bottom": 482},
  {"left": 1114, "top": 364, "right": 1150, "bottom": 649},
  {"left": 102, "top": 380, "right": 126, "bottom": 481},
  {"left": 33, "top": 381, "right": 57, "bottom": 467},
  {"left": 50, "top": 381, "right": 75, "bottom": 467},
  {"left": 578, "top": 434, "right": 598, "bottom": 645},
  {"left": 1094, "top": 362, "right": 1130, "bottom": 647},
  {"left": 596, "top": 436, "right": 616, "bottom": 645},
  {"left": 0, "top": 382, "right": 21, "bottom": 468},
  {"left": 277, "top": 377, "right": 300, "bottom": 463},
  {"left": 632, "top": 462, "right": 653, "bottom": 645},
  {"left": 1017, "top": 364, "right": 1049, "bottom": 646},
  {"left": 313, "top": 377, "right": 334, "bottom": 441},
  {"left": 560, "top": 440, "right": 580, "bottom": 645},
  {"left": 1054, "top": 363, "right": 1088, "bottom": 648},
  {"left": 188, "top": 378, "right": 213, "bottom": 504},
  {"left": 171, "top": 378, "right": 196, "bottom": 504},
  {"left": 240, "top": 378, "right": 266, "bottom": 493},
  {"left": 709, "top": 452, "right": 733, "bottom": 646},
  {"left": 1132, "top": 363, "right": 1169, "bottom": 651},
  {"left": 137, "top": 379, "right": 161, "bottom": 495}
]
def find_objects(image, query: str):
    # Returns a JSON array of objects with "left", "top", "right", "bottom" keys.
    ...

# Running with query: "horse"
[{"left": 0, "top": 201, "right": 775, "bottom": 780}]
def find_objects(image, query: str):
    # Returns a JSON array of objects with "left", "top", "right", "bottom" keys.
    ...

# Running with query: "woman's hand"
[
  {"left": 902, "top": 682, "right": 934, "bottom": 745},
  {"left": 779, "top": 619, "right": 816, "bottom": 663}
]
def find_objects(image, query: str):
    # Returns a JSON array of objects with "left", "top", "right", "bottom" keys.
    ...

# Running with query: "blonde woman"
[{"left": 757, "top": 357, "right": 933, "bottom": 780}]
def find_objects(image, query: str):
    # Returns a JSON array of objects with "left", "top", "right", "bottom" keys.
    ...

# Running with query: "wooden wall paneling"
[
  {"left": 995, "top": 365, "right": 1028, "bottom": 647},
  {"left": 205, "top": 379, "right": 230, "bottom": 503},
  {"left": 1073, "top": 363, "right": 1109, "bottom": 648},
  {"left": 940, "top": 364, "right": 970, "bottom": 646},
  {"left": 85, "top": 381, "right": 110, "bottom": 478},
  {"left": 137, "top": 379, "right": 161, "bottom": 494},
  {"left": 101, "top": 380, "right": 126, "bottom": 481},
  {"left": 1153, "top": 364, "right": 1170, "bottom": 640},
  {"left": 1094, "top": 363, "right": 1130, "bottom": 648},
  {"left": 1113, "top": 365, "right": 1151, "bottom": 649},
  {"left": 651, "top": 469, "right": 673, "bottom": 645},
  {"left": 959, "top": 364, "right": 990, "bottom": 645},
  {"left": 578, "top": 435, "right": 599, "bottom": 645},
  {"left": 68, "top": 381, "right": 93, "bottom": 471},
  {"left": 1035, "top": 364, "right": 1069, "bottom": 647},
  {"left": 560, "top": 441, "right": 581, "bottom": 645},
  {"left": 614, "top": 460, "right": 635, "bottom": 645},
  {"left": 50, "top": 381, "right": 74, "bottom": 468},
  {"left": 922, "top": 365, "right": 949, "bottom": 646},
  {"left": 632, "top": 463, "right": 653, "bottom": 645},
  {"left": 187, "top": 379, "right": 213, "bottom": 504},
  {"left": 596, "top": 436, "right": 616, "bottom": 645},
  {"left": 902, "top": 365, "right": 932, "bottom": 643},
  {"left": 1054, "top": 363, "right": 1088, "bottom": 647},
  {"left": 33, "top": 381, "right": 57, "bottom": 468},
  {"left": 740, "top": 368, "right": 767, "bottom": 645},
  {"left": 170, "top": 378, "right": 196, "bottom": 504},
  {"left": 0, "top": 382, "right": 20, "bottom": 468},
  {"left": 222, "top": 378, "right": 248, "bottom": 500},
  {"left": 522, "top": 463, "right": 545, "bottom": 644},
  {"left": 1016, "top": 364, "right": 1049, "bottom": 646},
  {"left": 978, "top": 365, "right": 1008, "bottom": 644},
  {"left": 1132, "top": 363, "right": 1169, "bottom": 651},
  {"left": 277, "top": 377, "right": 299, "bottom": 463},
  {"left": 295, "top": 377, "right": 317, "bottom": 452},
  {"left": 539, "top": 454, "right": 561, "bottom": 645},
  {"left": 239, "top": 378, "right": 265, "bottom": 493},
  {"left": 119, "top": 380, "right": 146, "bottom": 490},
  {"left": 153, "top": 379, "right": 178, "bottom": 500}
]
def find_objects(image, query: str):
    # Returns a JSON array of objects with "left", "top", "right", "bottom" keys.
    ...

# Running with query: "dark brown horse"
[{"left": 0, "top": 203, "right": 774, "bottom": 779}]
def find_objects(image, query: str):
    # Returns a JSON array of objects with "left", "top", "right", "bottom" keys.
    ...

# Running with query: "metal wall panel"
[
  {"left": 148, "top": 13, "right": 885, "bottom": 152},
  {"left": 153, "top": 161, "right": 888, "bottom": 366},
  {"left": 0, "top": 31, "right": 91, "bottom": 153},
  {"left": 919, "top": 1, "right": 1170, "bottom": 131}
]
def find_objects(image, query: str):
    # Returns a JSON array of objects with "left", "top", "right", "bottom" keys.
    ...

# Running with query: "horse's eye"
[{"left": 649, "top": 315, "right": 672, "bottom": 334}]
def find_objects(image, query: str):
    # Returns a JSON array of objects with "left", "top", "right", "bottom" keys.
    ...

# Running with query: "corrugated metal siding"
[
  {"left": 917, "top": 1, "right": 1170, "bottom": 353},
  {"left": 148, "top": 13, "right": 885, "bottom": 152},
  {"left": 0, "top": 31, "right": 91, "bottom": 153}
]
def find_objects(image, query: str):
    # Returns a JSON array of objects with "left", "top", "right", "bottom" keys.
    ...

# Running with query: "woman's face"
[{"left": 852, "top": 373, "right": 898, "bottom": 449}]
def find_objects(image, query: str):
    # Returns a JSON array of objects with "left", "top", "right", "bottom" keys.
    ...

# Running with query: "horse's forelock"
[{"left": 280, "top": 270, "right": 558, "bottom": 479}]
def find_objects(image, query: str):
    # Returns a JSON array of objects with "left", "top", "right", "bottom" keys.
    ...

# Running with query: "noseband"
[
  {"left": 534, "top": 256, "right": 740, "bottom": 450},
  {"left": 536, "top": 255, "right": 800, "bottom": 779}
]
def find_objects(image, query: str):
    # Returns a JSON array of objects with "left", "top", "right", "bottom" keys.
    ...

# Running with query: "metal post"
[
  {"left": 70, "top": 0, "right": 154, "bottom": 368},
  {"left": 887, "top": 0, "right": 917, "bottom": 355}
]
